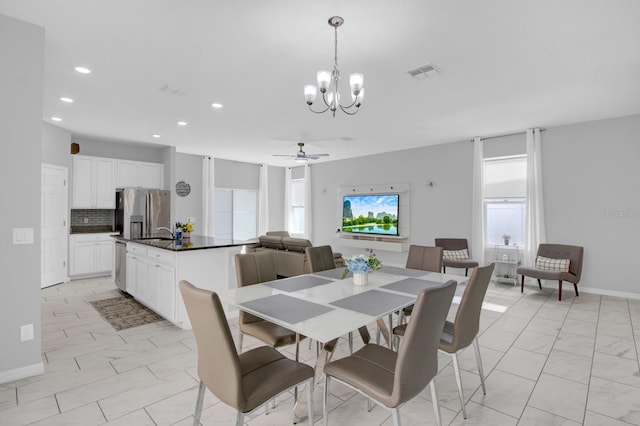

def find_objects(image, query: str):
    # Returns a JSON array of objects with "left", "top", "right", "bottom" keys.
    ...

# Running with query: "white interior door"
[{"left": 41, "top": 164, "right": 68, "bottom": 288}]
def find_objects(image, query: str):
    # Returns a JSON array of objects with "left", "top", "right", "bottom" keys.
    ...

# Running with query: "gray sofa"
[{"left": 251, "top": 233, "right": 343, "bottom": 277}]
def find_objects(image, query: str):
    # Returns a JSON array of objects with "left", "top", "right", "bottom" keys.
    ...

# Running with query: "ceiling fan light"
[
  {"left": 304, "top": 85, "right": 317, "bottom": 105},
  {"left": 349, "top": 73, "right": 364, "bottom": 94},
  {"left": 294, "top": 157, "right": 309, "bottom": 164},
  {"left": 317, "top": 71, "right": 331, "bottom": 92}
]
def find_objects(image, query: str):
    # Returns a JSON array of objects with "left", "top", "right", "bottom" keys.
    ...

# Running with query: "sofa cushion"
[
  {"left": 282, "top": 237, "right": 313, "bottom": 253},
  {"left": 258, "top": 235, "right": 285, "bottom": 250},
  {"left": 535, "top": 256, "right": 570, "bottom": 272},
  {"left": 443, "top": 249, "right": 469, "bottom": 260}
]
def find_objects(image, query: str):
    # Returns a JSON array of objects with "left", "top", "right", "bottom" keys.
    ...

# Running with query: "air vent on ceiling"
[{"left": 407, "top": 63, "right": 442, "bottom": 80}]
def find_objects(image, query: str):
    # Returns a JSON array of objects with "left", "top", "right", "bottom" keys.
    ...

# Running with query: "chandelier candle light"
[{"left": 304, "top": 16, "right": 364, "bottom": 117}]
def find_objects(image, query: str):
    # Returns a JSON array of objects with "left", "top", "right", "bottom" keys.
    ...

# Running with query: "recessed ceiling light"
[
  {"left": 177, "top": 121, "right": 188, "bottom": 126},
  {"left": 211, "top": 103, "right": 223, "bottom": 109},
  {"left": 51, "top": 116, "right": 63, "bottom": 122},
  {"left": 151, "top": 134, "right": 161, "bottom": 138},
  {"left": 60, "top": 97, "right": 74, "bottom": 103},
  {"left": 74, "top": 66, "right": 92, "bottom": 74}
]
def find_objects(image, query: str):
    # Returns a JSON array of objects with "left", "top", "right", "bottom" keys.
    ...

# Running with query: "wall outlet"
[
  {"left": 187, "top": 216, "right": 196, "bottom": 224},
  {"left": 83, "top": 217, "right": 89, "bottom": 224},
  {"left": 20, "top": 324, "right": 34, "bottom": 342}
]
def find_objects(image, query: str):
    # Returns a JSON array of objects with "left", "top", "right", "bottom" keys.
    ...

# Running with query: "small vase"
[
  {"left": 353, "top": 271, "right": 369, "bottom": 286},
  {"left": 503, "top": 239, "right": 510, "bottom": 246},
  {"left": 182, "top": 232, "right": 190, "bottom": 239}
]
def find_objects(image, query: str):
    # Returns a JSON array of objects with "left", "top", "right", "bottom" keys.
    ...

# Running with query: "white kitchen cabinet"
[
  {"left": 69, "top": 234, "right": 114, "bottom": 277},
  {"left": 116, "top": 160, "right": 164, "bottom": 189},
  {"left": 125, "top": 243, "right": 176, "bottom": 322},
  {"left": 72, "top": 155, "right": 116, "bottom": 208}
]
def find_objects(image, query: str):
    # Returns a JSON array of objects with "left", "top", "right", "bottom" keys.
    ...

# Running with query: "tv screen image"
[{"left": 342, "top": 194, "right": 399, "bottom": 236}]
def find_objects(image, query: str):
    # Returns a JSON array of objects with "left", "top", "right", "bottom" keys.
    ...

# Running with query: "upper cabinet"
[
  {"left": 116, "top": 160, "right": 164, "bottom": 189},
  {"left": 72, "top": 155, "right": 116, "bottom": 208}
]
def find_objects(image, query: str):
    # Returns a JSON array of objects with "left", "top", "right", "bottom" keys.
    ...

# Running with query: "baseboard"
[
  {"left": 579, "top": 286, "right": 640, "bottom": 300},
  {"left": 0, "top": 362, "right": 44, "bottom": 384}
]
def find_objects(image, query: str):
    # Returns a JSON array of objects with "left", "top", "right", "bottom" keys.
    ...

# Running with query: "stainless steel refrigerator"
[{"left": 115, "top": 188, "right": 171, "bottom": 239}]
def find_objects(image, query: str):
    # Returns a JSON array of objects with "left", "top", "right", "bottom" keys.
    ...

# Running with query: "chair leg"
[
  {"left": 464, "top": 268, "right": 468, "bottom": 277},
  {"left": 537, "top": 279, "right": 542, "bottom": 290},
  {"left": 430, "top": 380, "right": 442, "bottom": 426},
  {"left": 235, "top": 412, "right": 244, "bottom": 426},
  {"left": 367, "top": 398, "right": 374, "bottom": 412},
  {"left": 391, "top": 408, "right": 401, "bottom": 426},
  {"left": 451, "top": 353, "right": 467, "bottom": 419},
  {"left": 443, "top": 266, "right": 446, "bottom": 274},
  {"left": 193, "top": 380, "right": 206, "bottom": 426},
  {"left": 573, "top": 283, "right": 579, "bottom": 297},
  {"left": 307, "top": 377, "right": 314, "bottom": 426},
  {"left": 558, "top": 280, "right": 563, "bottom": 301},
  {"left": 323, "top": 375, "right": 330, "bottom": 426},
  {"left": 348, "top": 332, "right": 353, "bottom": 354},
  {"left": 521, "top": 275, "right": 525, "bottom": 293},
  {"left": 237, "top": 330, "right": 243, "bottom": 353},
  {"left": 473, "top": 337, "right": 486, "bottom": 395}
]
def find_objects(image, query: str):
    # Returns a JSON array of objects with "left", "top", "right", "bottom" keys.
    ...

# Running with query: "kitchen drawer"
[
  {"left": 147, "top": 247, "right": 175, "bottom": 266},
  {"left": 127, "top": 243, "right": 148, "bottom": 257},
  {"left": 70, "top": 233, "right": 116, "bottom": 243}
]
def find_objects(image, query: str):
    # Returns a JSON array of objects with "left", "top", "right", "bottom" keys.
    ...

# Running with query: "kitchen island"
[{"left": 115, "top": 235, "right": 258, "bottom": 329}]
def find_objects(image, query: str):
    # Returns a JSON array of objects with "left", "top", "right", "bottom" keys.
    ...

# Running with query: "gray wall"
[
  {"left": 311, "top": 141, "right": 474, "bottom": 267},
  {"left": 42, "top": 122, "right": 72, "bottom": 168},
  {"left": 175, "top": 153, "right": 203, "bottom": 227},
  {"left": 542, "top": 114, "right": 640, "bottom": 295},
  {"left": 0, "top": 15, "right": 44, "bottom": 379},
  {"left": 309, "top": 114, "right": 640, "bottom": 296},
  {"left": 215, "top": 159, "right": 260, "bottom": 190}
]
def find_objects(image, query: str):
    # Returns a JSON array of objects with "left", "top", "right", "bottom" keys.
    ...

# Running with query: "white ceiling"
[{"left": 2, "top": 0, "right": 639, "bottom": 166}]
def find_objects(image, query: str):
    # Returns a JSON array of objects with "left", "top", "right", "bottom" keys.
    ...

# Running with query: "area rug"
[{"left": 89, "top": 294, "right": 164, "bottom": 331}]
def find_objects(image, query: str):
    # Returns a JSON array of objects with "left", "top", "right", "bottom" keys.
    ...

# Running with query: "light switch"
[{"left": 13, "top": 228, "right": 34, "bottom": 245}]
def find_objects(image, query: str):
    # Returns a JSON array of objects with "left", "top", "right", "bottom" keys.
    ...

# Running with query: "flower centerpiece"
[
  {"left": 342, "top": 253, "right": 382, "bottom": 285},
  {"left": 502, "top": 233, "right": 511, "bottom": 246},
  {"left": 175, "top": 221, "right": 194, "bottom": 239}
]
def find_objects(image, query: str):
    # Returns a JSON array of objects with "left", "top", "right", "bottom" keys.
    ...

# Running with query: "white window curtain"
[
  {"left": 258, "top": 164, "right": 269, "bottom": 235},
  {"left": 284, "top": 167, "right": 292, "bottom": 234},
  {"left": 202, "top": 156, "right": 215, "bottom": 236},
  {"left": 471, "top": 137, "right": 485, "bottom": 265},
  {"left": 524, "top": 128, "right": 546, "bottom": 265},
  {"left": 304, "top": 164, "right": 312, "bottom": 242}
]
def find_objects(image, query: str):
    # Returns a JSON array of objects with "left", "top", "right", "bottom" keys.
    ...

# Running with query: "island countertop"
[{"left": 113, "top": 234, "right": 258, "bottom": 251}]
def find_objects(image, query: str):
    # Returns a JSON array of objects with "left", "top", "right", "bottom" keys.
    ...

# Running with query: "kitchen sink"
[{"left": 135, "top": 237, "right": 175, "bottom": 242}]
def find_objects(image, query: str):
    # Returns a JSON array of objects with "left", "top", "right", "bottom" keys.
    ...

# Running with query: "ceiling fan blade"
[
  {"left": 272, "top": 154, "right": 296, "bottom": 157},
  {"left": 306, "top": 153, "right": 330, "bottom": 157}
]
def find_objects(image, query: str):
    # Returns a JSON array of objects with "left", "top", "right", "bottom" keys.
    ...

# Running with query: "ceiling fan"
[{"left": 273, "top": 142, "right": 329, "bottom": 163}]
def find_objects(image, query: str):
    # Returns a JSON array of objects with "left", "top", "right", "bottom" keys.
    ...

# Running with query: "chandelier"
[{"left": 304, "top": 16, "right": 364, "bottom": 117}]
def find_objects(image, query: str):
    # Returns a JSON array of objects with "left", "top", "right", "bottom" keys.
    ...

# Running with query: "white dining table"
[{"left": 218, "top": 265, "right": 467, "bottom": 423}]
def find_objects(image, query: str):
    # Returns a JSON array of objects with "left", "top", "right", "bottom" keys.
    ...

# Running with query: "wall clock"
[{"left": 175, "top": 180, "right": 191, "bottom": 197}]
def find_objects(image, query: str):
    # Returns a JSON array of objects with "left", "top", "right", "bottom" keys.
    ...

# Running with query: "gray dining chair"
[
  {"left": 179, "top": 281, "right": 314, "bottom": 426},
  {"left": 401, "top": 244, "right": 444, "bottom": 319},
  {"left": 394, "top": 263, "right": 495, "bottom": 419},
  {"left": 235, "top": 251, "right": 305, "bottom": 359},
  {"left": 305, "top": 245, "right": 371, "bottom": 352},
  {"left": 323, "top": 281, "right": 457, "bottom": 426}
]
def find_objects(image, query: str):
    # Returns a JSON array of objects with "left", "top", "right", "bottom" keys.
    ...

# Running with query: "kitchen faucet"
[{"left": 157, "top": 226, "right": 175, "bottom": 238}]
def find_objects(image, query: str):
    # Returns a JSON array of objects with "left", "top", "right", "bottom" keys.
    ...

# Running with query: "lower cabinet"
[
  {"left": 125, "top": 243, "right": 176, "bottom": 323},
  {"left": 69, "top": 234, "right": 115, "bottom": 277}
]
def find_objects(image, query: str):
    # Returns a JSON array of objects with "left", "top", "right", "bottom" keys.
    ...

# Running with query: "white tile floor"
[{"left": 2, "top": 276, "right": 640, "bottom": 425}]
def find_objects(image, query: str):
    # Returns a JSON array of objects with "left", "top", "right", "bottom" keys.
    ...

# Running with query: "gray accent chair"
[
  {"left": 435, "top": 238, "right": 479, "bottom": 276},
  {"left": 234, "top": 251, "right": 305, "bottom": 357},
  {"left": 393, "top": 263, "right": 495, "bottom": 419},
  {"left": 323, "top": 281, "right": 457, "bottom": 426},
  {"left": 179, "top": 281, "right": 314, "bottom": 426},
  {"left": 517, "top": 243, "right": 584, "bottom": 301}
]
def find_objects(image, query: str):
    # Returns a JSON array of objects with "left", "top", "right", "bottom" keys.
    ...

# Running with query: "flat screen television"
[{"left": 342, "top": 194, "right": 399, "bottom": 236}]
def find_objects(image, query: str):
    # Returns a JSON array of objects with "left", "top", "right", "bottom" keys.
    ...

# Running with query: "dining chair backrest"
[
  {"left": 405, "top": 245, "right": 443, "bottom": 272},
  {"left": 235, "top": 251, "right": 278, "bottom": 324},
  {"left": 305, "top": 245, "right": 336, "bottom": 272},
  {"left": 449, "top": 263, "right": 495, "bottom": 351},
  {"left": 179, "top": 280, "right": 243, "bottom": 410},
  {"left": 392, "top": 280, "right": 456, "bottom": 405}
]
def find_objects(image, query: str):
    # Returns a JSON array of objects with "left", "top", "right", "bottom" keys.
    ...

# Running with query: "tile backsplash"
[{"left": 70, "top": 209, "right": 114, "bottom": 227}]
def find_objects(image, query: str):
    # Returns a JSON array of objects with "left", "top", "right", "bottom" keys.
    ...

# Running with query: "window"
[
  {"left": 290, "top": 179, "right": 305, "bottom": 235},
  {"left": 214, "top": 189, "right": 258, "bottom": 241},
  {"left": 484, "top": 156, "right": 527, "bottom": 246}
]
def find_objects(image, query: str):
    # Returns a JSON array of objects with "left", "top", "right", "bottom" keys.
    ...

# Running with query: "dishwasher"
[{"left": 115, "top": 240, "right": 127, "bottom": 292}]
